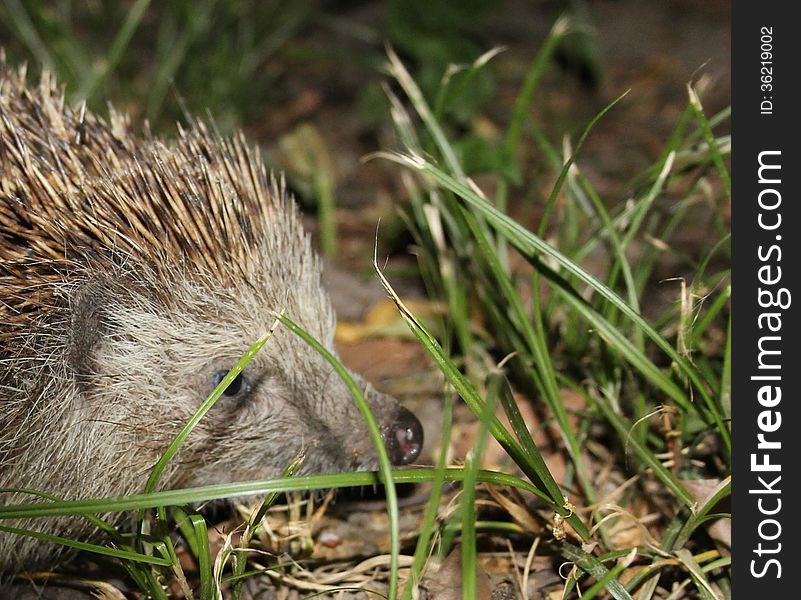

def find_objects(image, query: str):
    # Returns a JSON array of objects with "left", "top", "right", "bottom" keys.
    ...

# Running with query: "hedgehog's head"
[
  {"left": 2, "top": 90, "right": 423, "bottom": 489},
  {"left": 68, "top": 255, "right": 423, "bottom": 490}
]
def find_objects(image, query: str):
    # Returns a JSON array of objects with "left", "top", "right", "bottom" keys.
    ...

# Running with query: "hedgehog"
[{"left": 0, "top": 61, "right": 423, "bottom": 575}]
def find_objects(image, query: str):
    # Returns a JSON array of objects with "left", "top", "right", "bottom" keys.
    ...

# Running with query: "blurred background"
[
  {"left": 0, "top": 2, "right": 732, "bottom": 595},
  {"left": 0, "top": 0, "right": 730, "bottom": 275}
]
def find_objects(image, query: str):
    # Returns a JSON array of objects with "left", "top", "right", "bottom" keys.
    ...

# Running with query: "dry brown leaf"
[
  {"left": 422, "top": 547, "right": 493, "bottom": 600},
  {"left": 679, "top": 478, "right": 731, "bottom": 548},
  {"left": 486, "top": 486, "right": 544, "bottom": 535}
]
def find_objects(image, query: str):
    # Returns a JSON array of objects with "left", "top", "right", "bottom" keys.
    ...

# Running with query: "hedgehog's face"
[
  {"left": 72, "top": 272, "right": 423, "bottom": 488},
  {"left": 181, "top": 350, "right": 423, "bottom": 484},
  {"left": 170, "top": 338, "right": 424, "bottom": 486}
]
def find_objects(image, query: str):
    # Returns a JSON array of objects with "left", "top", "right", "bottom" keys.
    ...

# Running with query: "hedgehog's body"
[{"left": 0, "top": 64, "right": 421, "bottom": 574}]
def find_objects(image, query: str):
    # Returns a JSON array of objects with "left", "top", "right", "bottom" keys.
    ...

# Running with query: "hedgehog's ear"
[{"left": 68, "top": 280, "right": 110, "bottom": 378}]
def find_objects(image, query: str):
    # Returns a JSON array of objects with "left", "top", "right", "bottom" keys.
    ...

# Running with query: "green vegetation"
[{"left": 0, "top": 2, "right": 730, "bottom": 598}]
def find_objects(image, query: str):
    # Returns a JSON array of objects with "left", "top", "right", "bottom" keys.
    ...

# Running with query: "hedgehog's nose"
[{"left": 386, "top": 406, "right": 424, "bottom": 465}]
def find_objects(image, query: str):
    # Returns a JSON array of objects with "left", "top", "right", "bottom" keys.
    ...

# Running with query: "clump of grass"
[
  {"left": 374, "top": 24, "right": 731, "bottom": 599},
  {"left": 0, "top": 6, "right": 730, "bottom": 599},
  {"left": 0, "top": 0, "right": 313, "bottom": 128}
]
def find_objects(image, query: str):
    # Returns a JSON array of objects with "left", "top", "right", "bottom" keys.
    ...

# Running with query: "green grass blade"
[
  {"left": 461, "top": 207, "right": 594, "bottom": 499},
  {"left": 144, "top": 324, "right": 278, "bottom": 498},
  {"left": 690, "top": 284, "right": 731, "bottom": 349},
  {"left": 79, "top": 0, "right": 153, "bottom": 100},
  {"left": 402, "top": 394, "right": 454, "bottom": 600},
  {"left": 274, "top": 313, "right": 400, "bottom": 600},
  {"left": 0, "top": 469, "right": 548, "bottom": 520},
  {"left": 578, "top": 172, "right": 641, "bottom": 337},
  {"left": 372, "top": 249, "right": 590, "bottom": 540},
  {"left": 136, "top": 323, "right": 277, "bottom": 568},
  {"left": 2, "top": 0, "right": 57, "bottom": 72},
  {"left": 381, "top": 154, "right": 731, "bottom": 452},
  {"left": 687, "top": 85, "right": 731, "bottom": 199},
  {"left": 592, "top": 391, "right": 695, "bottom": 509},
  {"left": 188, "top": 513, "right": 215, "bottom": 600},
  {"left": 581, "top": 561, "right": 629, "bottom": 600},
  {"left": 675, "top": 548, "right": 723, "bottom": 600},
  {"left": 503, "top": 16, "right": 570, "bottom": 179},
  {"left": 538, "top": 90, "right": 630, "bottom": 237},
  {"left": 386, "top": 46, "right": 464, "bottom": 179},
  {"left": 0, "top": 524, "right": 171, "bottom": 566},
  {"left": 461, "top": 374, "right": 502, "bottom": 598},
  {"left": 720, "top": 315, "right": 732, "bottom": 421},
  {"left": 674, "top": 477, "right": 731, "bottom": 549},
  {"left": 559, "top": 542, "right": 634, "bottom": 600}
]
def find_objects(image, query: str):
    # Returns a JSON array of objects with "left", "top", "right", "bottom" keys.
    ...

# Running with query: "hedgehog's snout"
[{"left": 385, "top": 406, "right": 423, "bottom": 465}]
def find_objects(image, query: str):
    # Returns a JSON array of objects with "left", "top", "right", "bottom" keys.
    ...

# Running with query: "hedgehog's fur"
[{"left": 0, "top": 62, "right": 421, "bottom": 574}]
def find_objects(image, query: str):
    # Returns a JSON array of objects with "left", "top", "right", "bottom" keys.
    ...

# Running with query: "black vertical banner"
[{"left": 733, "top": 2, "right": 800, "bottom": 596}]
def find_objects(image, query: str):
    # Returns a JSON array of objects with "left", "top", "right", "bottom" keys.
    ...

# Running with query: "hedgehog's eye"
[{"left": 212, "top": 370, "right": 250, "bottom": 397}]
